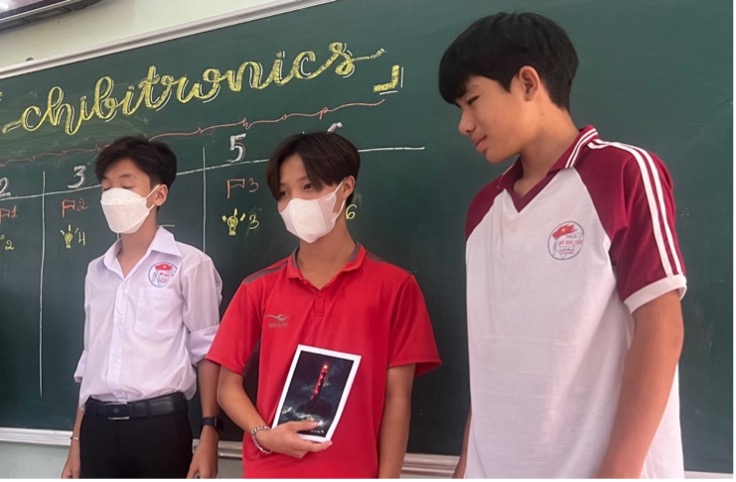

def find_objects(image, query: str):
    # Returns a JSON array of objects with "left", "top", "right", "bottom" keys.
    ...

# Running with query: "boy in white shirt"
[
  {"left": 61, "top": 136, "right": 223, "bottom": 478},
  {"left": 439, "top": 12, "right": 686, "bottom": 478}
]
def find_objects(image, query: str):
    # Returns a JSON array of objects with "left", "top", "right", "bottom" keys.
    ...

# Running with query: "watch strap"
[{"left": 200, "top": 416, "right": 224, "bottom": 433}]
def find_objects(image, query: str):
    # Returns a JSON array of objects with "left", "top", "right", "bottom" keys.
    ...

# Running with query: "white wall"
[{"left": 0, "top": 0, "right": 274, "bottom": 69}]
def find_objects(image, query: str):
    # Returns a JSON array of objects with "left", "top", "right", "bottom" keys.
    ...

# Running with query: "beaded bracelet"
[{"left": 250, "top": 425, "right": 272, "bottom": 455}]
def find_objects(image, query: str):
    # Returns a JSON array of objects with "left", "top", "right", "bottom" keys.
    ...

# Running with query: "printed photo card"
[{"left": 272, "top": 344, "right": 361, "bottom": 442}]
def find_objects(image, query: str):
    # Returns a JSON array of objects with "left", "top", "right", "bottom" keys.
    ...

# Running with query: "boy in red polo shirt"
[
  {"left": 207, "top": 132, "right": 441, "bottom": 478},
  {"left": 439, "top": 12, "right": 686, "bottom": 479}
]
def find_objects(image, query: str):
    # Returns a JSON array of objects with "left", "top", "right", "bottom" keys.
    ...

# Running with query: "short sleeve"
[
  {"left": 206, "top": 280, "right": 262, "bottom": 376},
  {"left": 180, "top": 256, "right": 223, "bottom": 364},
  {"left": 73, "top": 350, "right": 87, "bottom": 384},
  {"left": 609, "top": 149, "right": 687, "bottom": 312},
  {"left": 74, "top": 262, "right": 94, "bottom": 384},
  {"left": 388, "top": 275, "right": 441, "bottom": 377}
]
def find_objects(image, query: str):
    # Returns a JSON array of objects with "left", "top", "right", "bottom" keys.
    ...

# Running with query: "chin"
[{"left": 484, "top": 152, "right": 511, "bottom": 165}]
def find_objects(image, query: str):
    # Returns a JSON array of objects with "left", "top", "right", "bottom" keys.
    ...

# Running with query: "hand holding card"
[{"left": 272, "top": 345, "right": 361, "bottom": 442}]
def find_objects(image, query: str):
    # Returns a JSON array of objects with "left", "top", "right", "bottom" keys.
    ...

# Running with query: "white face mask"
[
  {"left": 100, "top": 185, "right": 160, "bottom": 234},
  {"left": 279, "top": 181, "right": 345, "bottom": 244}
]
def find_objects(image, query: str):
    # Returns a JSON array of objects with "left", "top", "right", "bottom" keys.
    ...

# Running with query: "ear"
[
  {"left": 517, "top": 65, "right": 542, "bottom": 100},
  {"left": 153, "top": 184, "right": 168, "bottom": 207},
  {"left": 340, "top": 176, "right": 355, "bottom": 201}
]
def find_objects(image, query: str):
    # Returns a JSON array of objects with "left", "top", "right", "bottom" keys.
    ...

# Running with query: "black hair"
[
  {"left": 95, "top": 136, "right": 177, "bottom": 188},
  {"left": 438, "top": 12, "right": 578, "bottom": 110},
  {"left": 266, "top": 132, "right": 360, "bottom": 204}
]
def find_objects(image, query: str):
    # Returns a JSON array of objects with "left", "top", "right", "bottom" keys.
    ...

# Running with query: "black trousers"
[{"left": 79, "top": 403, "right": 193, "bottom": 478}]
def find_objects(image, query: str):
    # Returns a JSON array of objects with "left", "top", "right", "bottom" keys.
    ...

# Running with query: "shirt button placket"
[
  {"left": 313, "top": 293, "right": 325, "bottom": 317},
  {"left": 107, "top": 282, "right": 127, "bottom": 394}
]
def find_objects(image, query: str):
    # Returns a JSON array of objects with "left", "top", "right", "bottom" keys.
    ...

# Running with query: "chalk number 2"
[{"left": 0, "top": 177, "right": 10, "bottom": 198}]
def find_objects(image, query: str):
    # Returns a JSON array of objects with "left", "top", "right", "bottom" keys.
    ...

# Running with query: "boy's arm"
[
  {"left": 452, "top": 410, "right": 471, "bottom": 478},
  {"left": 63, "top": 270, "right": 92, "bottom": 479},
  {"left": 378, "top": 364, "right": 415, "bottom": 478},
  {"left": 61, "top": 406, "right": 84, "bottom": 478},
  {"left": 217, "top": 366, "right": 331, "bottom": 459},
  {"left": 187, "top": 359, "right": 220, "bottom": 479},
  {"left": 596, "top": 290, "right": 684, "bottom": 478}
]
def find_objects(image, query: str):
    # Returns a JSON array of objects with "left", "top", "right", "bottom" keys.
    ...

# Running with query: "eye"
[
  {"left": 277, "top": 190, "right": 287, "bottom": 200},
  {"left": 303, "top": 183, "right": 313, "bottom": 191},
  {"left": 467, "top": 95, "right": 480, "bottom": 106}
]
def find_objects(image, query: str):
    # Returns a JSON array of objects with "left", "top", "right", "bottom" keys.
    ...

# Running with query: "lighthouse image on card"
[{"left": 272, "top": 345, "right": 361, "bottom": 442}]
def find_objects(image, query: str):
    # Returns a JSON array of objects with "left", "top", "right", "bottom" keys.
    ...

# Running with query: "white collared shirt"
[{"left": 73, "top": 227, "right": 222, "bottom": 408}]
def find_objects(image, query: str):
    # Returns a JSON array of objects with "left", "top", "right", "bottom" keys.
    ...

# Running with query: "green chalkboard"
[{"left": 0, "top": 0, "right": 731, "bottom": 473}]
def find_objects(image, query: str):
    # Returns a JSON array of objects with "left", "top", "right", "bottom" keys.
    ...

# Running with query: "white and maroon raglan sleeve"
[
  {"left": 581, "top": 142, "right": 687, "bottom": 313},
  {"left": 466, "top": 179, "right": 505, "bottom": 240}
]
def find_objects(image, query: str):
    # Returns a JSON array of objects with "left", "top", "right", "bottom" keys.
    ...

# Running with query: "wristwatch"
[{"left": 200, "top": 416, "right": 224, "bottom": 433}]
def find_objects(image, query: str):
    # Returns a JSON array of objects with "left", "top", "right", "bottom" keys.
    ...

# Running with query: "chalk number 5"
[{"left": 227, "top": 133, "right": 247, "bottom": 163}]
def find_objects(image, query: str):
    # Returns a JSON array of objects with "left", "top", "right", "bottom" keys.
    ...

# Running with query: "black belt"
[{"left": 85, "top": 392, "right": 187, "bottom": 420}]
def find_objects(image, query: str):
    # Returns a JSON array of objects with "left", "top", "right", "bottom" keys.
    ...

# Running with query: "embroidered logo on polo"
[
  {"left": 548, "top": 221, "right": 584, "bottom": 260},
  {"left": 265, "top": 313, "right": 289, "bottom": 328},
  {"left": 148, "top": 262, "right": 178, "bottom": 287}
]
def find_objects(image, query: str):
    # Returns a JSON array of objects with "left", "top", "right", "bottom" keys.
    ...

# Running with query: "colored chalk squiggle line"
[{"left": 0, "top": 99, "right": 384, "bottom": 168}]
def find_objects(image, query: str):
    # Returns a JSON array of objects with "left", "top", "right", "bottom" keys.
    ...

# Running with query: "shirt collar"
[
  {"left": 98, "top": 227, "right": 181, "bottom": 273},
  {"left": 498, "top": 125, "right": 599, "bottom": 190},
  {"left": 286, "top": 242, "right": 365, "bottom": 280}
]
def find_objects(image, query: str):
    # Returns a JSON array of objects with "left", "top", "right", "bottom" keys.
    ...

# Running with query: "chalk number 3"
[{"left": 68, "top": 166, "right": 86, "bottom": 189}]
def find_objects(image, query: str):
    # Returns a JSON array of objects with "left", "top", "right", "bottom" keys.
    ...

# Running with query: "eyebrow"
[
  {"left": 102, "top": 173, "right": 137, "bottom": 182},
  {"left": 279, "top": 175, "right": 310, "bottom": 186}
]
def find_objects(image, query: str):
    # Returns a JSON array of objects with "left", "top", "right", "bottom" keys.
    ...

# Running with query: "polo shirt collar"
[
  {"left": 498, "top": 125, "right": 599, "bottom": 189},
  {"left": 286, "top": 242, "right": 365, "bottom": 280},
  {"left": 99, "top": 227, "right": 181, "bottom": 273}
]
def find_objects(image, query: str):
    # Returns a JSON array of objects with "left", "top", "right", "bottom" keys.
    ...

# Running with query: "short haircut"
[
  {"left": 95, "top": 136, "right": 177, "bottom": 188},
  {"left": 266, "top": 132, "right": 360, "bottom": 204},
  {"left": 438, "top": 12, "right": 579, "bottom": 110}
]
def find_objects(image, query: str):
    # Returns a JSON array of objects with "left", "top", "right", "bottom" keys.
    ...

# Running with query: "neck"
[
  {"left": 296, "top": 221, "right": 356, "bottom": 273},
  {"left": 519, "top": 109, "right": 579, "bottom": 181},
  {"left": 119, "top": 215, "right": 158, "bottom": 258}
]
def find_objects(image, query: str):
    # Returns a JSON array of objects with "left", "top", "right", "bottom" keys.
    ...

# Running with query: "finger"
[
  {"left": 289, "top": 438, "right": 332, "bottom": 452},
  {"left": 305, "top": 440, "right": 332, "bottom": 453},
  {"left": 288, "top": 420, "right": 319, "bottom": 432},
  {"left": 185, "top": 466, "right": 197, "bottom": 479},
  {"left": 199, "top": 469, "right": 213, "bottom": 479}
]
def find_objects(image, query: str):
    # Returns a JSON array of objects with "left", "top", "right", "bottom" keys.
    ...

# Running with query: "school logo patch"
[
  {"left": 548, "top": 221, "right": 584, "bottom": 260},
  {"left": 148, "top": 262, "right": 178, "bottom": 287}
]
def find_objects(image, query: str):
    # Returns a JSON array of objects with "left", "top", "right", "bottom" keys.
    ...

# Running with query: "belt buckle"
[{"left": 106, "top": 404, "right": 130, "bottom": 421}]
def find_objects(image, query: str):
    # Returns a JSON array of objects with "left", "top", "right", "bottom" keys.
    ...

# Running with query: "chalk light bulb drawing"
[{"left": 222, "top": 208, "right": 247, "bottom": 236}]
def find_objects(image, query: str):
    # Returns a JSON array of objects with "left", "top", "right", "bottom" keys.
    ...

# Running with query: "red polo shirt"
[{"left": 207, "top": 244, "right": 441, "bottom": 478}]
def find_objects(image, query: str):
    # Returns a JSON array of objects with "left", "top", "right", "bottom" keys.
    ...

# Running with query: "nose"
[{"left": 457, "top": 109, "right": 474, "bottom": 137}]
